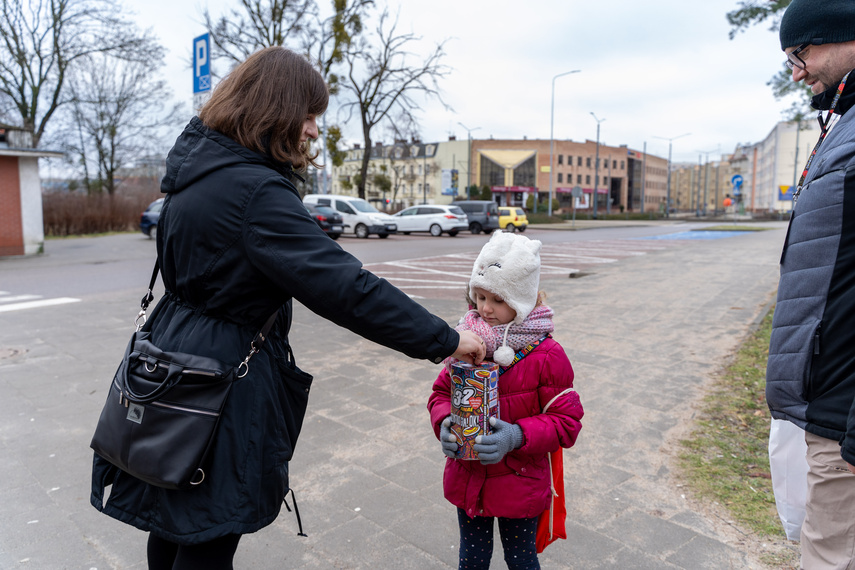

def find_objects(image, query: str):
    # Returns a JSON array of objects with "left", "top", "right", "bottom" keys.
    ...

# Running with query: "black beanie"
[{"left": 779, "top": 0, "right": 855, "bottom": 49}]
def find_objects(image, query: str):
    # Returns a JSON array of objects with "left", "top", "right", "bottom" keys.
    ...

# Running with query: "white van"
[{"left": 303, "top": 194, "right": 397, "bottom": 238}]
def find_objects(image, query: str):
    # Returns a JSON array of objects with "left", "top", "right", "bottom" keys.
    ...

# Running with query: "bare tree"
[
  {"left": 0, "top": 0, "right": 151, "bottom": 147},
  {"left": 63, "top": 43, "right": 183, "bottom": 195},
  {"left": 338, "top": 9, "right": 450, "bottom": 199},
  {"left": 203, "top": 0, "right": 316, "bottom": 67},
  {"left": 726, "top": 0, "right": 812, "bottom": 120}
]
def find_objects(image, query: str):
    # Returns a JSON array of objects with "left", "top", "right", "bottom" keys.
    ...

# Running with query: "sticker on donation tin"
[{"left": 449, "top": 361, "right": 500, "bottom": 460}]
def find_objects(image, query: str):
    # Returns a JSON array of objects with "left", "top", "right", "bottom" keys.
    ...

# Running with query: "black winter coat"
[{"left": 90, "top": 117, "right": 459, "bottom": 544}]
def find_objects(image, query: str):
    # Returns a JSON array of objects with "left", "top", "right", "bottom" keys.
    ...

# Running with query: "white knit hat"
[{"left": 469, "top": 231, "right": 542, "bottom": 365}]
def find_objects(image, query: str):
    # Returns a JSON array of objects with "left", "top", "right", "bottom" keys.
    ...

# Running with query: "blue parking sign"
[{"left": 193, "top": 34, "right": 211, "bottom": 94}]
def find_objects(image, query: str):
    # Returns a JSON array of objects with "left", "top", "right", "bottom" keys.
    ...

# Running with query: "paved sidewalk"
[{"left": 0, "top": 226, "right": 787, "bottom": 569}]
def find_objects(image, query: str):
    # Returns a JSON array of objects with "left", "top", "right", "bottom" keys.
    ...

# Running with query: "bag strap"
[
  {"left": 497, "top": 335, "right": 549, "bottom": 375},
  {"left": 542, "top": 386, "right": 576, "bottom": 541},
  {"left": 135, "top": 257, "right": 280, "bottom": 377}
]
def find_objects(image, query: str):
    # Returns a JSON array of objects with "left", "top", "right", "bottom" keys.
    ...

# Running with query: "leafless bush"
[{"left": 43, "top": 177, "right": 161, "bottom": 236}]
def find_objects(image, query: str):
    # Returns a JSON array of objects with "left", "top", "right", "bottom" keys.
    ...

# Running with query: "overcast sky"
[{"left": 134, "top": 0, "right": 794, "bottom": 165}]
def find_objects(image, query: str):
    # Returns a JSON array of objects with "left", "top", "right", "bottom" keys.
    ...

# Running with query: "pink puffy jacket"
[{"left": 427, "top": 337, "right": 583, "bottom": 520}]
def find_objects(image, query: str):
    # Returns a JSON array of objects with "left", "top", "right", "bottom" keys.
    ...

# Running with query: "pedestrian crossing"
[
  {"left": 0, "top": 291, "right": 81, "bottom": 313},
  {"left": 364, "top": 239, "right": 677, "bottom": 299}
]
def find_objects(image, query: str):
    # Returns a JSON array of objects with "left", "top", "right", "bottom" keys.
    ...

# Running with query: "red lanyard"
[{"left": 795, "top": 72, "right": 851, "bottom": 203}]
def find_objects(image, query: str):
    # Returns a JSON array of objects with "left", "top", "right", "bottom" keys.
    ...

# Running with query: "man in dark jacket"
[{"left": 766, "top": 1, "right": 855, "bottom": 567}]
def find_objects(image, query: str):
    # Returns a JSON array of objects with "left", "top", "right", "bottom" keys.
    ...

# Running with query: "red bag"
[
  {"left": 536, "top": 449, "right": 567, "bottom": 553},
  {"left": 535, "top": 387, "right": 575, "bottom": 553}
]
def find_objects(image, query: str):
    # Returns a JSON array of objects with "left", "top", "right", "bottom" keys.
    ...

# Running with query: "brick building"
[
  {"left": 0, "top": 126, "right": 63, "bottom": 256},
  {"left": 469, "top": 138, "right": 668, "bottom": 213}
]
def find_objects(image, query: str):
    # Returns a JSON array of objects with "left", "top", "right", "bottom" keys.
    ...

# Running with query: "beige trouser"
[{"left": 802, "top": 431, "right": 855, "bottom": 570}]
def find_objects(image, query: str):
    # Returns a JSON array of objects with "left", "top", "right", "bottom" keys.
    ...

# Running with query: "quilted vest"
[{"left": 766, "top": 108, "right": 855, "bottom": 427}]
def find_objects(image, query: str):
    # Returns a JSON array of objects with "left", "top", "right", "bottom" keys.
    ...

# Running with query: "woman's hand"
[{"left": 452, "top": 330, "right": 486, "bottom": 364}]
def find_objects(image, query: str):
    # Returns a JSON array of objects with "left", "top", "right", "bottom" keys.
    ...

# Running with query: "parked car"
[
  {"left": 392, "top": 205, "right": 468, "bottom": 237},
  {"left": 451, "top": 200, "right": 500, "bottom": 234},
  {"left": 498, "top": 206, "right": 528, "bottom": 232},
  {"left": 304, "top": 203, "right": 344, "bottom": 240},
  {"left": 140, "top": 198, "right": 164, "bottom": 239},
  {"left": 303, "top": 194, "right": 397, "bottom": 238}
]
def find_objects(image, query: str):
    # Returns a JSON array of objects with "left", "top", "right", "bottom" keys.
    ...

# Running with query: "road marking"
[
  {"left": 364, "top": 238, "right": 683, "bottom": 300},
  {"left": 0, "top": 296, "right": 81, "bottom": 313},
  {"left": 0, "top": 294, "right": 42, "bottom": 304}
]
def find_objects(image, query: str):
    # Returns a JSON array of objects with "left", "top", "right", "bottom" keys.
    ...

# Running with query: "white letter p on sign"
[{"left": 195, "top": 39, "right": 207, "bottom": 77}]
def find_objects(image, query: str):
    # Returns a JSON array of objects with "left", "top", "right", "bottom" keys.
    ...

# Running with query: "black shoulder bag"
[{"left": 90, "top": 259, "right": 279, "bottom": 490}]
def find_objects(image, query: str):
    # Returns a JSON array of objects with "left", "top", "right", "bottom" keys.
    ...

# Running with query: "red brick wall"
[{"left": 0, "top": 156, "right": 24, "bottom": 256}]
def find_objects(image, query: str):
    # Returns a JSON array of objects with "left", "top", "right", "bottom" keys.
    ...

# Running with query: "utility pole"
[
  {"left": 591, "top": 112, "right": 605, "bottom": 219},
  {"left": 653, "top": 133, "right": 691, "bottom": 218},
  {"left": 458, "top": 122, "right": 480, "bottom": 200},
  {"left": 549, "top": 70, "right": 581, "bottom": 217},
  {"left": 641, "top": 141, "right": 647, "bottom": 214}
]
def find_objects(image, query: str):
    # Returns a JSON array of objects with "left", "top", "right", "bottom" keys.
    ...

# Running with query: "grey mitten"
[
  {"left": 439, "top": 416, "right": 459, "bottom": 458},
  {"left": 473, "top": 417, "right": 523, "bottom": 465}
]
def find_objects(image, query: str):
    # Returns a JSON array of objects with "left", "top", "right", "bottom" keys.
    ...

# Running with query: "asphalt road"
[
  {"left": 0, "top": 220, "right": 721, "bottom": 302},
  {"left": 0, "top": 220, "right": 790, "bottom": 569}
]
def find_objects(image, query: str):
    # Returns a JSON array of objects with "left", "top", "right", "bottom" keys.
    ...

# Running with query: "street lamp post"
[
  {"left": 590, "top": 112, "right": 605, "bottom": 219},
  {"left": 458, "top": 122, "right": 480, "bottom": 200},
  {"left": 652, "top": 133, "right": 691, "bottom": 218},
  {"left": 695, "top": 146, "right": 719, "bottom": 217},
  {"left": 549, "top": 69, "right": 581, "bottom": 217}
]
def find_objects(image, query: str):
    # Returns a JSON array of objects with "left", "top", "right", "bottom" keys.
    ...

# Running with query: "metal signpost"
[
  {"left": 571, "top": 185, "right": 583, "bottom": 228},
  {"left": 731, "top": 174, "right": 743, "bottom": 220},
  {"left": 193, "top": 33, "right": 211, "bottom": 113}
]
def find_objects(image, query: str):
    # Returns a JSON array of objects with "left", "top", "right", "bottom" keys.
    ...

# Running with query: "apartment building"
[{"left": 328, "top": 136, "right": 668, "bottom": 214}]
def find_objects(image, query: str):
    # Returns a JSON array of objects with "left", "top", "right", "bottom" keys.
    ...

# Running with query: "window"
[
  {"left": 620, "top": 160, "right": 625, "bottom": 169},
  {"left": 613, "top": 160, "right": 617, "bottom": 169},
  {"left": 512, "top": 155, "right": 536, "bottom": 187},
  {"left": 557, "top": 173, "right": 563, "bottom": 183},
  {"left": 558, "top": 155, "right": 563, "bottom": 165},
  {"left": 480, "top": 155, "right": 504, "bottom": 187},
  {"left": 577, "top": 156, "right": 582, "bottom": 166},
  {"left": 425, "top": 164, "right": 430, "bottom": 175},
  {"left": 335, "top": 200, "right": 355, "bottom": 214},
  {"left": 585, "top": 175, "right": 591, "bottom": 184},
  {"left": 586, "top": 157, "right": 591, "bottom": 168},
  {"left": 567, "top": 155, "right": 572, "bottom": 165},
  {"left": 577, "top": 174, "right": 582, "bottom": 184}
]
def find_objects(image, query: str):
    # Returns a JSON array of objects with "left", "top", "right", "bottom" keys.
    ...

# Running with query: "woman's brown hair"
[{"left": 199, "top": 47, "right": 329, "bottom": 170}]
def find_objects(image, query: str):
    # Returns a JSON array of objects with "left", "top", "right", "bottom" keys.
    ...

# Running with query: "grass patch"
[
  {"left": 677, "top": 309, "right": 798, "bottom": 568},
  {"left": 697, "top": 225, "right": 770, "bottom": 232}
]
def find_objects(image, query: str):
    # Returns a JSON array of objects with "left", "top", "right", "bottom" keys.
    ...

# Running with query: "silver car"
[{"left": 393, "top": 205, "right": 469, "bottom": 237}]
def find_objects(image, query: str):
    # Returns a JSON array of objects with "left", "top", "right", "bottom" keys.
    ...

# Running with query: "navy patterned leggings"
[{"left": 457, "top": 508, "right": 540, "bottom": 569}]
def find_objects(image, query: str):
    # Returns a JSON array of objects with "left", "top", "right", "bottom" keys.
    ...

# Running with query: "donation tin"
[{"left": 449, "top": 361, "right": 500, "bottom": 460}]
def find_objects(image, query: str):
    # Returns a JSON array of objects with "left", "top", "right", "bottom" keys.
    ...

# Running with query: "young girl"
[{"left": 427, "top": 231, "right": 584, "bottom": 569}]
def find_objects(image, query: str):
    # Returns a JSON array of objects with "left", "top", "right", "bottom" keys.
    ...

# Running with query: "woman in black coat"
[{"left": 90, "top": 47, "right": 485, "bottom": 569}]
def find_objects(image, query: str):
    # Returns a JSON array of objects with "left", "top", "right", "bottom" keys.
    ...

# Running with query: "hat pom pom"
[{"left": 493, "top": 345, "right": 514, "bottom": 367}]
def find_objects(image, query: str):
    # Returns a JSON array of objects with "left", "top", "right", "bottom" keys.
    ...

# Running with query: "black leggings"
[{"left": 147, "top": 533, "right": 242, "bottom": 570}]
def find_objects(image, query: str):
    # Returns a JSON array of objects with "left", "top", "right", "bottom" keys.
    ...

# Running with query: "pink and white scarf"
[{"left": 447, "top": 304, "right": 554, "bottom": 366}]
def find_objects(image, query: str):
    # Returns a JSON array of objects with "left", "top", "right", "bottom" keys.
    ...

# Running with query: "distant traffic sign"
[{"left": 193, "top": 33, "right": 211, "bottom": 94}]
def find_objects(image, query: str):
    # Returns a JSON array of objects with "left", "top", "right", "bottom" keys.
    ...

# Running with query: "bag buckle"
[
  {"left": 237, "top": 343, "right": 260, "bottom": 378},
  {"left": 134, "top": 309, "right": 147, "bottom": 331}
]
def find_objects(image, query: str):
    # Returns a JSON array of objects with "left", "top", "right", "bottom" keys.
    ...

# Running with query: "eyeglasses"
[{"left": 786, "top": 43, "right": 811, "bottom": 70}]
